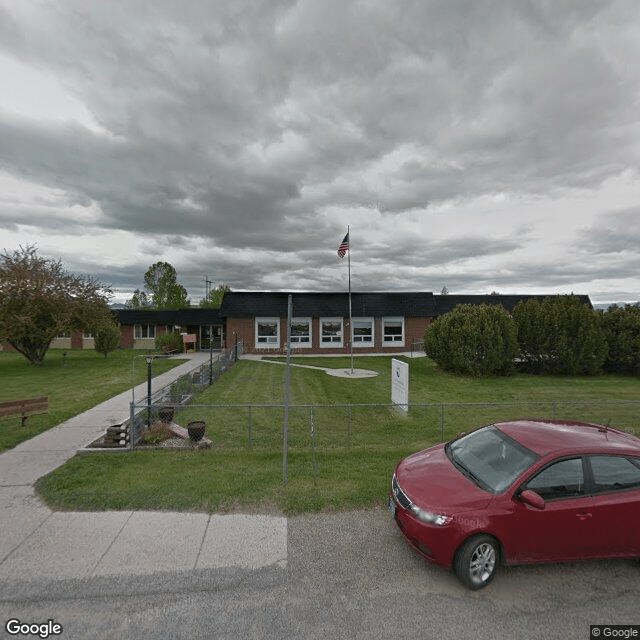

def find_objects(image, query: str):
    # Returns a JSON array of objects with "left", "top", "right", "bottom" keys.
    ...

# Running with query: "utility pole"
[{"left": 204, "top": 277, "right": 213, "bottom": 300}]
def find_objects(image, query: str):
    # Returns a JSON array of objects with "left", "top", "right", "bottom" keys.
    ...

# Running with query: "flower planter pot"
[
  {"left": 159, "top": 406, "right": 175, "bottom": 423},
  {"left": 187, "top": 421, "right": 206, "bottom": 443}
]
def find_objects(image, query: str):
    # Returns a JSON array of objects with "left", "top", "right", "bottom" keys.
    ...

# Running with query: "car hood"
[{"left": 395, "top": 444, "right": 493, "bottom": 513}]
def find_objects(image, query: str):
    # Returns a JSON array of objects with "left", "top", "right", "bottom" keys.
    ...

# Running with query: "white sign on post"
[{"left": 391, "top": 358, "right": 409, "bottom": 412}]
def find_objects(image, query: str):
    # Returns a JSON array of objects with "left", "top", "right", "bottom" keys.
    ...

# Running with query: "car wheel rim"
[{"left": 469, "top": 543, "right": 496, "bottom": 585}]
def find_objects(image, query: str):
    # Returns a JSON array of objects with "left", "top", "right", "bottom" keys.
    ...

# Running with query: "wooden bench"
[{"left": 0, "top": 396, "right": 49, "bottom": 427}]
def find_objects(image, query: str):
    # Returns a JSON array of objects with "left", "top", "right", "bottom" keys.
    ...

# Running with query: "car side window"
[
  {"left": 525, "top": 458, "right": 585, "bottom": 501},
  {"left": 589, "top": 455, "right": 640, "bottom": 493}
]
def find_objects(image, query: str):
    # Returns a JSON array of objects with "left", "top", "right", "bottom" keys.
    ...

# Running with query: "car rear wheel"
[{"left": 454, "top": 535, "right": 499, "bottom": 590}]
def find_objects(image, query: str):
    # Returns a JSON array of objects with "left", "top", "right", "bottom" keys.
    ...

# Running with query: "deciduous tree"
[
  {"left": 199, "top": 284, "right": 230, "bottom": 309},
  {"left": 0, "top": 245, "right": 113, "bottom": 364},
  {"left": 94, "top": 320, "right": 121, "bottom": 358},
  {"left": 127, "top": 262, "right": 189, "bottom": 309}
]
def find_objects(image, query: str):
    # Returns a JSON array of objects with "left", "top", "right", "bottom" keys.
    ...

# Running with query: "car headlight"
[{"left": 410, "top": 505, "right": 452, "bottom": 526}]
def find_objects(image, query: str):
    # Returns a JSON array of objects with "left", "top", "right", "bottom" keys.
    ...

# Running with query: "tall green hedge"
[
  {"left": 513, "top": 296, "right": 607, "bottom": 375},
  {"left": 601, "top": 304, "right": 640, "bottom": 375},
  {"left": 424, "top": 304, "right": 518, "bottom": 376}
]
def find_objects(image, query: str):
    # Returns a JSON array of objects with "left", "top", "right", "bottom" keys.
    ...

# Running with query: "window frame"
[
  {"left": 352, "top": 317, "right": 374, "bottom": 347},
  {"left": 289, "top": 317, "right": 312, "bottom": 348},
  {"left": 382, "top": 317, "right": 405, "bottom": 347},
  {"left": 134, "top": 324, "right": 155, "bottom": 339},
  {"left": 255, "top": 317, "right": 281, "bottom": 349},
  {"left": 320, "top": 317, "right": 344, "bottom": 348}
]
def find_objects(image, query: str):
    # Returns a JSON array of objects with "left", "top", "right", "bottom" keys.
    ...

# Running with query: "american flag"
[{"left": 337, "top": 232, "right": 350, "bottom": 258}]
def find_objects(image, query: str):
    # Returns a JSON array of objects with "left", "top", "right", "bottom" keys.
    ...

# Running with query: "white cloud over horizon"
[{"left": 1, "top": 0, "right": 640, "bottom": 305}]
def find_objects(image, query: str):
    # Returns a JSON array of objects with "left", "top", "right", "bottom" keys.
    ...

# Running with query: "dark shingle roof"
[
  {"left": 115, "top": 308, "right": 222, "bottom": 325},
  {"left": 434, "top": 294, "right": 593, "bottom": 315},
  {"left": 220, "top": 291, "right": 437, "bottom": 317},
  {"left": 114, "top": 293, "right": 593, "bottom": 324}
]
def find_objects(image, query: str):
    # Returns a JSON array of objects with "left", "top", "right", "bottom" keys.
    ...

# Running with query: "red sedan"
[{"left": 389, "top": 419, "right": 640, "bottom": 589}]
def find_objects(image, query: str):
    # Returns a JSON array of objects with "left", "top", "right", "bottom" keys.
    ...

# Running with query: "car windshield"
[{"left": 446, "top": 426, "right": 539, "bottom": 493}]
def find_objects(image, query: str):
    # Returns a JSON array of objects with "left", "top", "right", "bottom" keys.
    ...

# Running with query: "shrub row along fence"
[
  {"left": 134, "top": 397, "right": 640, "bottom": 456},
  {"left": 129, "top": 343, "right": 244, "bottom": 446}
]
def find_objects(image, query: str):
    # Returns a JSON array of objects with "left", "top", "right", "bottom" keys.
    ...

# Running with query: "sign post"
[{"left": 391, "top": 358, "right": 409, "bottom": 413}]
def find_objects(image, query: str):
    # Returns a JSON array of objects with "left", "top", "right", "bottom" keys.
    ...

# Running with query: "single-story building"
[
  {"left": 221, "top": 291, "right": 437, "bottom": 355},
  {"left": 4, "top": 291, "right": 593, "bottom": 355}
]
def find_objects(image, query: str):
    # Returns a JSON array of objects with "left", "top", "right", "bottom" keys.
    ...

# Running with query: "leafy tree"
[
  {"left": 513, "top": 296, "right": 607, "bottom": 375},
  {"left": 94, "top": 320, "right": 121, "bottom": 357},
  {"left": 424, "top": 304, "right": 518, "bottom": 376},
  {"left": 127, "top": 288, "right": 151, "bottom": 309},
  {"left": 199, "top": 284, "right": 230, "bottom": 308},
  {"left": 601, "top": 304, "right": 640, "bottom": 375},
  {"left": 127, "top": 262, "right": 190, "bottom": 309},
  {"left": 0, "top": 245, "right": 112, "bottom": 365}
]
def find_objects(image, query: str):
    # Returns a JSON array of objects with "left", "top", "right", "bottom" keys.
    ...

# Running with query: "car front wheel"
[{"left": 454, "top": 534, "right": 499, "bottom": 590}]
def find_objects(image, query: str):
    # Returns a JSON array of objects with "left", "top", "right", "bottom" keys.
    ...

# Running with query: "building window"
[
  {"left": 134, "top": 324, "right": 156, "bottom": 339},
  {"left": 256, "top": 318, "right": 280, "bottom": 348},
  {"left": 352, "top": 318, "right": 374, "bottom": 346},
  {"left": 290, "top": 318, "right": 311, "bottom": 347},
  {"left": 383, "top": 317, "right": 404, "bottom": 346},
  {"left": 83, "top": 331, "right": 94, "bottom": 339},
  {"left": 320, "top": 318, "right": 343, "bottom": 347}
]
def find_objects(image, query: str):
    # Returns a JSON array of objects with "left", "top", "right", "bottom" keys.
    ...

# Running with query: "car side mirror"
[{"left": 519, "top": 489, "right": 545, "bottom": 510}]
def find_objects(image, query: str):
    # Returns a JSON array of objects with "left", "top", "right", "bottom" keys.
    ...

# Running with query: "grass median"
[{"left": 34, "top": 355, "right": 640, "bottom": 515}]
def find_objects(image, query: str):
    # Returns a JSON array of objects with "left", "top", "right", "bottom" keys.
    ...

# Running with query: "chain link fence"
[{"left": 147, "top": 398, "right": 640, "bottom": 450}]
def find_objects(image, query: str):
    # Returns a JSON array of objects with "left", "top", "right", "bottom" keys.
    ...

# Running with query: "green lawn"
[
  {"left": 35, "top": 356, "right": 640, "bottom": 515},
  {"left": 0, "top": 349, "right": 187, "bottom": 451}
]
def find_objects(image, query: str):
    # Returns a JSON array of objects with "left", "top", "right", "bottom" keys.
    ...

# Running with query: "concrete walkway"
[{"left": 0, "top": 352, "right": 287, "bottom": 583}]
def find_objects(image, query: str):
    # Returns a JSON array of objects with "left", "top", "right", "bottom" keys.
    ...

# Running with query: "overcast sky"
[{"left": 1, "top": 1, "right": 639, "bottom": 305}]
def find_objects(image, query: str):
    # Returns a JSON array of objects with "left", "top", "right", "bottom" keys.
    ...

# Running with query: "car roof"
[{"left": 493, "top": 419, "right": 640, "bottom": 457}]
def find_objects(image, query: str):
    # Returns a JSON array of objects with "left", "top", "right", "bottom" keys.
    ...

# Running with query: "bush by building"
[
  {"left": 155, "top": 330, "right": 184, "bottom": 353},
  {"left": 424, "top": 304, "right": 518, "bottom": 376}
]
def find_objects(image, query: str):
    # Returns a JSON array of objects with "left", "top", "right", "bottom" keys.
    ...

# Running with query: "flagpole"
[{"left": 347, "top": 225, "right": 353, "bottom": 374}]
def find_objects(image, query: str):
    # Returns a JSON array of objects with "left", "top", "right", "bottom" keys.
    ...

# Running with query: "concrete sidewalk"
[{"left": 0, "top": 352, "right": 287, "bottom": 583}]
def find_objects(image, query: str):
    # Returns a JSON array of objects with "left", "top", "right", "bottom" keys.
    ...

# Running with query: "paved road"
[{"left": 1, "top": 509, "right": 638, "bottom": 640}]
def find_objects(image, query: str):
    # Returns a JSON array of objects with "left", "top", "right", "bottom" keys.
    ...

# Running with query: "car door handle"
[{"left": 576, "top": 512, "right": 593, "bottom": 520}]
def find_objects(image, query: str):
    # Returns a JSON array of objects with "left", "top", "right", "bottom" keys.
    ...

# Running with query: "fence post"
[
  {"left": 248, "top": 406, "right": 253, "bottom": 450},
  {"left": 310, "top": 406, "right": 317, "bottom": 479},
  {"left": 347, "top": 405, "right": 352, "bottom": 448},
  {"left": 129, "top": 401, "right": 135, "bottom": 450}
]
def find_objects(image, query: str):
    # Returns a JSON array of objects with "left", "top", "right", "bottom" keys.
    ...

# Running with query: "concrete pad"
[
  {"left": 0, "top": 486, "right": 51, "bottom": 562},
  {"left": 92, "top": 511, "right": 209, "bottom": 577},
  {"left": 197, "top": 514, "right": 288, "bottom": 570},
  {"left": 0, "top": 450, "right": 77, "bottom": 486},
  {"left": 325, "top": 368, "right": 379, "bottom": 378},
  {"left": 0, "top": 511, "right": 132, "bottom": 580}
]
